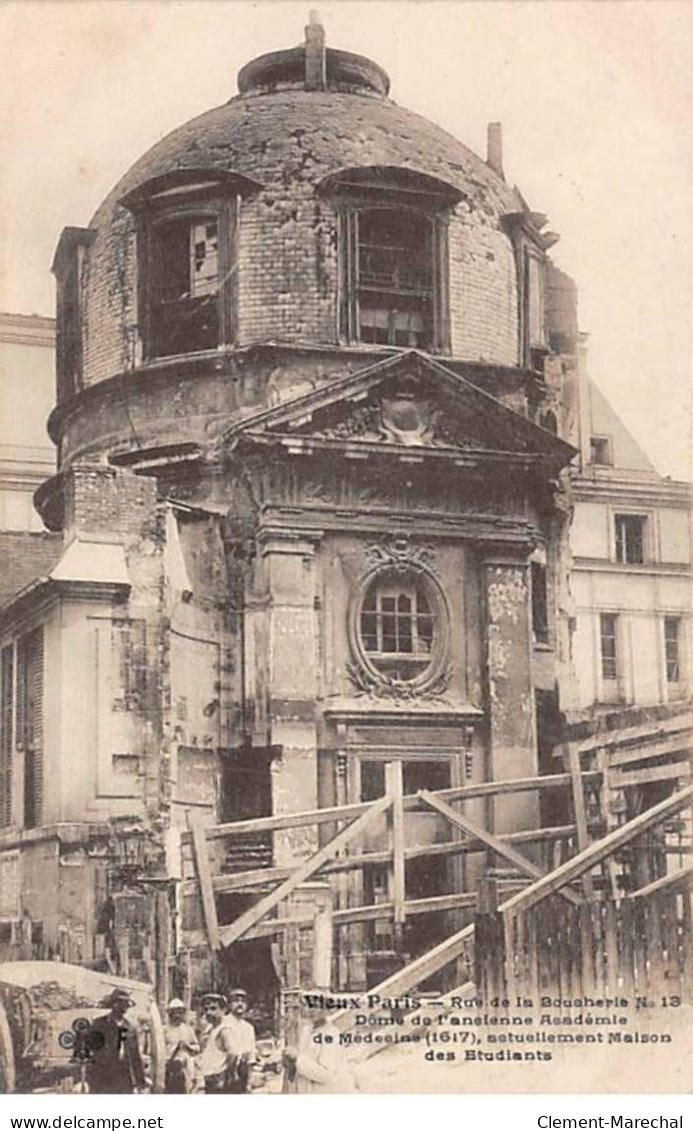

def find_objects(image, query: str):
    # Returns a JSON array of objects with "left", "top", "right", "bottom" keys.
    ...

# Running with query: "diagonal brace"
[
  {"left": 419, "top": 789, "right": 583, "bottom": 906},
  {"left": 218, "top": 792, "right": 392, "bottom": 950}
]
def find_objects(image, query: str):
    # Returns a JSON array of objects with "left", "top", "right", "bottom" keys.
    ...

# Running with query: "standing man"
[
  {"left": 163, "top": 998, "right": 199, "bottom": 1094},
  {"left": 196, "top": 993, "right": 236, "bottom": 1093},
  {"left": 78, "top": 988, "right": 146, "bottom": 1094},
  {"left": 222, "top": 988, "right": 257, "bottom": 1093}
]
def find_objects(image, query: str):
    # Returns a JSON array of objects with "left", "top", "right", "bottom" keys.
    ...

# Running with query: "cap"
[
  {"left": 103, "top": 988, "right": 135, "bottom": 1008},
  {"left": 201, "top": 991, "right": 226, "bottom": 1006},
  {"left": 167, "top": 998, "right": 186, "bottom": 1011},
  {"left": 228, "top": 987, "right": 248, "bottom": 999}
]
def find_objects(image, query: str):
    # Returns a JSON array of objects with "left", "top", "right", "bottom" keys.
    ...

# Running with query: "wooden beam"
[
  {"left": 610, "top": 735, "right": 693, "bottom": 769},
  {"left": 386, "top": 761, "right": 406, "bottom": 930},
  {"left": 615, "top": 761, "right": 691, "bottom": 789},
  {"left": 182, "top": 771, "right": 602, "bottom": 843},
  {"left": 358, "top": 784, "right": 693, "bottom": 1000},
  {"left": 190, "top": 822, "right": 220, "bottom": 951},
  {"left": 572, "top": 713, "right": 693, "bottom": 758},
  {"left": 419, "top": 790, "right": 583, "bottom": 906},
  {"left": 191, "top": 823, "right": 582, "bottom": 895},
  {"left": 566, "top": 743, "right": 594, "bottom": 899},
  {"left": 217, "top": 794, "right": 391, "bottom": 949},
  {"left": 629, "top": 865, "right": 693, "bottom": 900},
  {"left": 502, "top": 783, "right": 693, "bottom": 918}
]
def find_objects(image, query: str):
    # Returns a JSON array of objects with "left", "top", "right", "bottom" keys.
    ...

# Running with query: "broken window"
[
  {"left": 600, "top": 613, "right": 619, "bottom": 682},
  {"left": 615, "top": 514, "right": 646, "bottom": 565},
  {"left": 148, "top": 216, "right": 221, "bottom": 358},
  {"left": 356, "top": 210, "right": 433, "bottom": 348},
  {"left": 360, "top": 572, "right": 437, "bottom": 682},
  {"left": 664, "top": 617, "right": 681, "bottom": 683},
  {"left": 590, "top": 435, "right": 612, "bottom": 466}
]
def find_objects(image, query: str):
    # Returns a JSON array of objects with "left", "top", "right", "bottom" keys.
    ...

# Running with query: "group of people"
[{"left": 79, "top": 985, "right": 353, "bottom": 1094}]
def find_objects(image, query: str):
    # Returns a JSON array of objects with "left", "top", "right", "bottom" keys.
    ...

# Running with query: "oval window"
[{"left": 358, "top": 568, "right": 445, "bottom": 684}]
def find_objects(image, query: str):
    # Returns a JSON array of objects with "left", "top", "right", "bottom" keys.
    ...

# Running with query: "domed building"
[{"left": 2, "top": 19, "right": 586, "bottom": 1000}]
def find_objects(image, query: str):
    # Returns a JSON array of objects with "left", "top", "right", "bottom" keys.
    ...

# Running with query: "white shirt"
[{"left": 295, "top": 1021, "right": 354, "bottom": 1094}]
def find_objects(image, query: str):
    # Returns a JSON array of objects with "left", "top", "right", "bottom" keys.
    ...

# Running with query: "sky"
[{"left": 1, "top": 0, "right": 691, "bottom": 479}]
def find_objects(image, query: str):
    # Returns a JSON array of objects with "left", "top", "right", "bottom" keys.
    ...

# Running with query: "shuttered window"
[
  {"left": 17, "top": 628, "right": 44, "bottom": 829},
  {"left": 0, "top": 645, "right": 13, "bottom": 828}
]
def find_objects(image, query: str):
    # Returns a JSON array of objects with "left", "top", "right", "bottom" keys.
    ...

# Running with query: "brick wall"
[{"left": 63, "top": 466, "right": 159, "bottom": 541}]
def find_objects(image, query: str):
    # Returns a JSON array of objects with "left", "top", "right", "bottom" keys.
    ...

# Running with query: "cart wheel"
[
  {"left": 0, "top": 996, "right": 16, "bottom": 1093},
  {"left": 148, "top": 1001, "right": 165, "bottom": 1095}
]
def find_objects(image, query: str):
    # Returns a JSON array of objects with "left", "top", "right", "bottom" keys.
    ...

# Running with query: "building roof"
[{"left": 0, "top": 531, "right": 63, "bottom": 607}]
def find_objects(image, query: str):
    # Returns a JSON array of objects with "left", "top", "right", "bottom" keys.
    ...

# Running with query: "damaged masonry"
[{"left": 0, "top": 15, "right": 692, "bottom": 1091}]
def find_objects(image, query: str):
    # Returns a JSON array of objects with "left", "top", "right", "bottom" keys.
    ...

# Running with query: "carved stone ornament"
[
  {"left": 364, "top": 536, "right": 438, "bottom": 574},
  {"left": 312, "top": 378, "right": 478, "bottom": 451},
  {"left": 346, "top": 659, "right": 454, "bottom": 703}
]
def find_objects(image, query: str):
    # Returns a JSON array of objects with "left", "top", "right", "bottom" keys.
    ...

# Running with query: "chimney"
[
  {"left": 305, "top": 11, "right": 326, "bottom": 91},
  {"left": 487, "top": 122, "right": 504, "bottom": 178}
]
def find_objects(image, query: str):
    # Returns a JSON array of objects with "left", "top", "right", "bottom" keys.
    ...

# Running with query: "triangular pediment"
[{"left": 225, "top": 352, "right": 575, "bottom": 466}]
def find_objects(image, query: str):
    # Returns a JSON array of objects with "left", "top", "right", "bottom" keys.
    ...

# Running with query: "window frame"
[
  {"left": 589, "top": 435, "right": 613, "bottom": 467},
  {"left": 328, "top": 172, "right": 455, "bottom": 355},
  {"left": 614, "top": 513, "right": 648, "bottom": 566},
  {"left": 523, "top": 246, "right": 546, "bottom": 360},
  {"left": 599, "top": 612, "right": 620, "bottom": 689},
  {"left": 139, "top": 195, "right": 237, "bottom": 362},
  {"left": 663, "top": 616, "right": 682, "bottom": 686}
]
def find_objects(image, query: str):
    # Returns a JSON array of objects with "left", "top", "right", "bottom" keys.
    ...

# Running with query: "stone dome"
[{"left": 73, "top": 26, "right": 525, "bottom": 393}]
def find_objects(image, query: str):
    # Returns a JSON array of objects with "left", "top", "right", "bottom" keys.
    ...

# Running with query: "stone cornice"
[{"left": 0, "top": 311, "right": 56, "bottom": 347}]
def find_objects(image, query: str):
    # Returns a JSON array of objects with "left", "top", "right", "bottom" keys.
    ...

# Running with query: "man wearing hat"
[
  {"left": 78, "top": 988, "right": 147, "bottom": 1094},
  {"left": 164, "top": 999, "right": 199, "bottom": 1094},
  {"left": 222, "top": 988, "right": 257, "bottom": 1093},
  {"left": 197, "top": 989, "right": 256, "bottom": 1093}
]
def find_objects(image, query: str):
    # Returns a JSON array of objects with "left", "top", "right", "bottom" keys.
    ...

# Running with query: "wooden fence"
[{"left": 476, "top": 875, "right": 693, "bottom": 1004}]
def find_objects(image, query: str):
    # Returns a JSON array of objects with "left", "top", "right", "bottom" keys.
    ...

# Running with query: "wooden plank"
[
  {"left": 191, "top": 822, "right": 221, "bottom": 951},
  {"left": 282, "top": 923, "right": 301, "bottom": 1095},
  {"left": 419, "top": 790, "right": 583, "bottom": 906},
  {"left": 217, "top": 794, "right": 391, "bottom": 949},
  {"left": 341, "top": 785, "right": 693, "bottom": 1001},
  {"left": 566, "top": 743, "right": 594, "bottom": 899},
  {"left": 200, "top": 823, "right": 583, "bottom": 894},
  {"left": 629, "top": 864, "right": 693, "bottom": 900},
  {"left": 574, "top": 714, "right": 693, "bottom": 758},
  {"left": 184, "top": 772, "right": 602, "bottom": 843},
  {"left": 610, "top": 735, "right": 693, "bottom": 768},
  {"left": 386, "top": 761, "right": 406, "bottom": 930},
  {"left": 242, "top": 890, "right": 486, "bottom": 939},
  {"left": 615, "top": 761, "right": 691, "bottom": 789},
  {"left": 502, "top": 784, "right": 693, "bottom": 919}
]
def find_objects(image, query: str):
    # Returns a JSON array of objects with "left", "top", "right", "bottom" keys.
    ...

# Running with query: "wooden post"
[
  {"left": 596, "top": 749, "right": 620, "bottom": 901},
  {"left": 566, "top": 743, "right": 594, "bottom": 899},
  {"left": 282, "top": 923, "right": 301, "bottom": 1095},
  {"left": 154, "top": 887, "right": 171, "bottom": 1010},
  {"left": 312, "top": 902, "right": 333, "bottom": 989},
  {"left": 191, "top": 821, "right": 221, "bottom": 950},
  {"left": 385, "top": 760, "right": 406, "bottom": 951}
]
